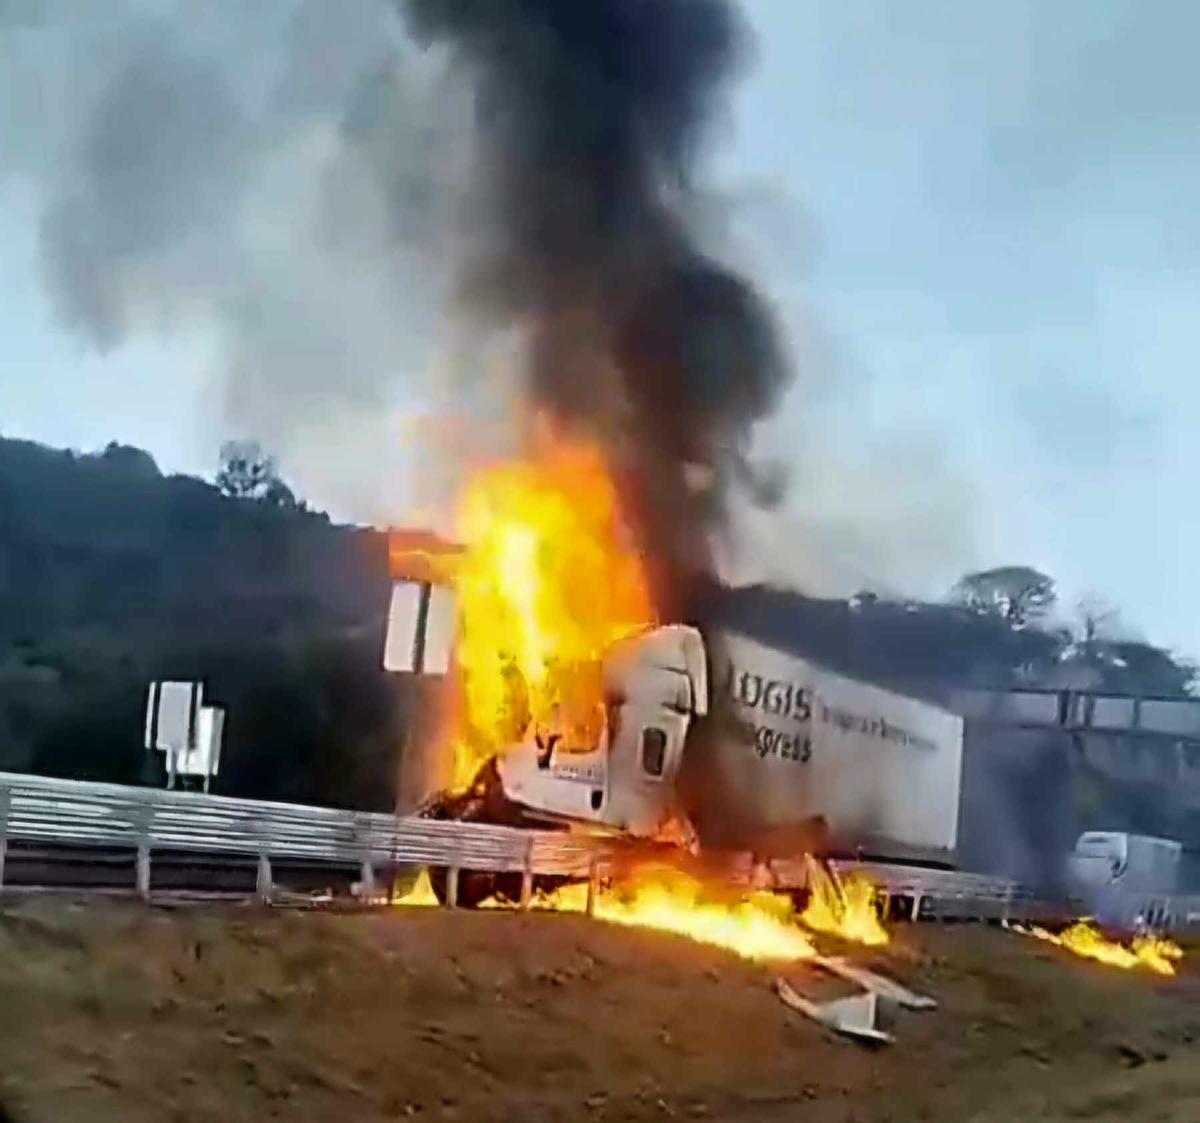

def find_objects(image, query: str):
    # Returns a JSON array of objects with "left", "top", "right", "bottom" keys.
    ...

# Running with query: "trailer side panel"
[{"left": 681, "top": 630, "right": 964, "bottom": 864}]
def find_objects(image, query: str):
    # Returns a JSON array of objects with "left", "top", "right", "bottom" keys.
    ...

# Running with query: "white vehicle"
[
  {"left": 1067, "top": 831, "right": 1181, "bottom": 897},
  {"left": 1066, "top": 831, "right": 1183, "bottom": 929},
  {"left": 384, "top": 535, "right": 965, "bottom": 903}
]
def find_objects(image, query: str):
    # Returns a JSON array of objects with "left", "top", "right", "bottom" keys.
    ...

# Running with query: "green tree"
[
  {"left": 1104, "top": 641, "right": 1196, "bottom": 697},
  {"left": 1075, "top": 595, "right": 1118, "bottom": 663},
  {"left": 216, "top": 440, "right": 300, "bottom": 509},
  {"left": 950, "top": 566, "right": 1057, "bottom": 626}
]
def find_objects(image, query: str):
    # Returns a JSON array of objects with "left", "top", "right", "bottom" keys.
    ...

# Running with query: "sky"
[{"left": 1, "top": 0, "right": 1198, "bottom": 656}]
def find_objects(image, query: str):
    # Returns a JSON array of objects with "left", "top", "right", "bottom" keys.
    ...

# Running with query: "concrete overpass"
[{"left": 952, "top": 688, "right": 1200, "bottom": 888}]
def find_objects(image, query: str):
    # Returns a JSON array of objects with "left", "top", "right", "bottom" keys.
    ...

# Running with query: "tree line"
[{"left": 947, "top": 564, "right": 1194, "bottom": 697}]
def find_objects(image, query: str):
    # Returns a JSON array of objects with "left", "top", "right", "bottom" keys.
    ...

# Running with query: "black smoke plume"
[{"left": 403, "top": 0, "right": 791, "bottom": 615}]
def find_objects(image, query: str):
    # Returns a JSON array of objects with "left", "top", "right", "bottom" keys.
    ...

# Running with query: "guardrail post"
[
  {"left": 136, "top": 845, "right": 152, "bottom": 901},
  {"left": 135, "top": 799, "right": 152, "bottom": 901},
  {"left": 360, "top": 859, "right": 377, "bottom": 903},
  {"left": 446, "top": 864, "right": 459, "bottom": 909},
  {"left": 256, "top": 854, "right": 273, "bottom": 904},
  {"left": 0, "top": 786, "right": 9, "bottom": 890},
  {"left": 251, "top": 811, "right": 273, "bottom": 905},
  {"left": 586, "top": 858, "right": 600, "bottom": 918},
  {"left": 911, "top": 892, "right": 923, "bottom": 922},
  {"left": 520, "top": 838, "right": 533, "bottom": 911}
]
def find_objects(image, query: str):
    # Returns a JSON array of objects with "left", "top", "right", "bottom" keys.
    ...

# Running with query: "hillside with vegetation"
[
  {"left": 0, "top": 435, "right": 1192, "bottom": 812},
  {"left": 0, "top": 437, "right": 398, "bottom": 809}
]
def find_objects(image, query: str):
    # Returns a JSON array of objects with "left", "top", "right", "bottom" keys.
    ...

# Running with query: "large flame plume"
[
  {"left": 397, "top": 439, "right": 894, "bottom": 956},
  {"left": 448, "top": 436, "right": 654, "bottom": 787},
  {"left": 1014, "top": 919, "right": 1184, "bottom": 976}
]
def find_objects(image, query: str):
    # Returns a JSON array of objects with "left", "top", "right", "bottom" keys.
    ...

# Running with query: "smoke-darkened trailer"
[{"left": 681, "top": 630, "right": 965, "bottom": 867}]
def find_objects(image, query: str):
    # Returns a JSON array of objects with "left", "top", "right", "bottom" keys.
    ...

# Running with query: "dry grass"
[{"left": 0, "top": 899, "right": 1196, "bottom": 1122}]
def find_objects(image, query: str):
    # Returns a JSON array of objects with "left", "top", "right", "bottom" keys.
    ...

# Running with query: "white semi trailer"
[
  {"left": 384, "top": 535, "right": 965, "bottom": 902},
  {"left": 681, "top": 630, "right": 964, "bottom": 868}
]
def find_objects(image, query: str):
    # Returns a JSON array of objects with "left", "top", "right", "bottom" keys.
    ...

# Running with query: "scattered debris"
[
  {"left": 812, "top": 954, "right": 937, "bottom": 1011},
  {"left": 774, "top": 978, "right": 893, "bottom": 1045}
]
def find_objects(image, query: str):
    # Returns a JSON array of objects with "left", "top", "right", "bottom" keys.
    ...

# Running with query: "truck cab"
[
  {"left": 498, "top": 624, "right": 708, "bottom": 836},
  {"left": 383, "top": 529, "right": 709, "bottom": 837}
]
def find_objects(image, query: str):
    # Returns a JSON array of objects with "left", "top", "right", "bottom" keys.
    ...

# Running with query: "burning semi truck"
[{"left": 382, "top": 446, "right": 964, "bottom": 906}]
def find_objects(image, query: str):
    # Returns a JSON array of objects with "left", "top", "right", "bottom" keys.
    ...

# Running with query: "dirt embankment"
[{"left": 0, "top": 899, "right": 1197, "bottom": 1122}]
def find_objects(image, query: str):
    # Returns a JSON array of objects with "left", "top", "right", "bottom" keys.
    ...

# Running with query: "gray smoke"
[
  {"left": 402, "top": 0, "right": 793, "bottom": 614},
  {"left": 1, "top": 0, "right": 468, "bottom": 518},
  {"left": 2, "top": 0, "right": 975, "bottom": 597}
]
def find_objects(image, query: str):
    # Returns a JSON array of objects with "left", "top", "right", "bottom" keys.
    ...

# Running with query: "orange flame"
[
  {"left": 394, "top": 869, "right": 440, "bottom": 907},
  {"left": 799, "top": 858, "right": 889, "bottom": 946},
  {"left": 479, "top": 859, "right": 892, "bottom": 959},
  {"left": 403, "top": 433, "right": 891, "bottom": 957},
  {"left": 1016, "top": 919, "right": 1183, "bottom": 976},
  {"left": 496, "top": 866, "right": 817, "bottom": 961},
  {"left": 447, "top": 436, "right": 654, "bottom": 787}
]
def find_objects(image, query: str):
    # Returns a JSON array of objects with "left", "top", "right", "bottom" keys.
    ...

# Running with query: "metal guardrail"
[
  {"left": 0, "top": 770, "right": 610, "bottom": 900},
  {"left": 765, "top": 856, "right": 1067, "bottom": 925},
  {"left": 826, "top": 859, "right": 1200, "bottom": 932},
  {"left": 1, "top": 771, "right": 1196, "bottom": 929}
]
